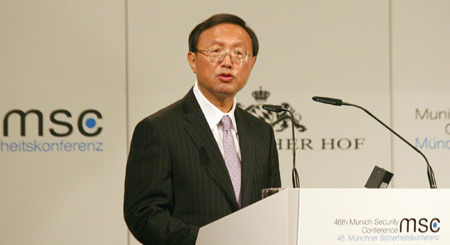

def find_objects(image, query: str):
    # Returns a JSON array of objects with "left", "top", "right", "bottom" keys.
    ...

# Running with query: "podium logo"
[
  {"left": 399, "top": 218, "right": 440, "bottom": 233},
  {"left": 2, "top": 109, "right": 103, "bottom": 137}
]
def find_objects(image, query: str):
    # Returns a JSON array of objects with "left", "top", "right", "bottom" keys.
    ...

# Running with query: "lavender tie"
[{"left": 220, "top": 115, "right": 241, "bottom": 206}]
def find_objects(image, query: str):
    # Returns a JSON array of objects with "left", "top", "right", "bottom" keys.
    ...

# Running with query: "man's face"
[{"left": 188, "top": 23, "right": 257, "bottom": 104}]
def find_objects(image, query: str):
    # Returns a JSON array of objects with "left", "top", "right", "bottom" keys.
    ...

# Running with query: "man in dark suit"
[{"left": 124, "top": 14, "right": 281, "bottom": 245}]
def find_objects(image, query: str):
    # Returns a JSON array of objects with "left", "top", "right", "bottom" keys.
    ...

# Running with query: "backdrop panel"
[
  {"left": 0, "top": 1, "right": 128, "bottom": 244},
  {"left": 237, "top": 0, "right": 391, "bottom": 188},
  {"left": 391, "top": 0, "right": 450, "bottom": 188}
]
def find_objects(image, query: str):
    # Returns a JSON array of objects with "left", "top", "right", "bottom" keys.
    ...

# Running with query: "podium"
[{"left": 197, "top": 189, "right": 450, "bottom": 244}]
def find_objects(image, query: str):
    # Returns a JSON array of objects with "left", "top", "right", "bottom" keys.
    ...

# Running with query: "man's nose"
[{"left": 221, "top": 52, "right": 233, "bottom": 68}]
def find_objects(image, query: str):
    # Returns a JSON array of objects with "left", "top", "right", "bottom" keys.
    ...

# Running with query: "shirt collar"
[{"left": 193, "top": 81, "right": 238, "bottom": 130}]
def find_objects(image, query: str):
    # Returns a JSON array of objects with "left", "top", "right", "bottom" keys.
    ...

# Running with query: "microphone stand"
[
  {"left": 286, "top": 109, "right": 301, "bottom": 188},
  {"left": 343, "top": 102, "right": 437, "bottom": 189},
  {"left": 312, "top": 96, "right": 437, "bottom": 189},
  {"left": 262, "top": 105, "right": 300, "bottom": 188}
]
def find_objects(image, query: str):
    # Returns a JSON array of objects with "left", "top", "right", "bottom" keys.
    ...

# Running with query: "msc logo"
[
  {"left": 3, "top": 109, "right": 102, "bottom": 137},
  {"left": 399, "top": 218, "right": 440, "bottom": 233}
]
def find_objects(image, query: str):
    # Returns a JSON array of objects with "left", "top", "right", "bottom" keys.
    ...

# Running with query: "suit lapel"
[
  {"left": 181, "top": 89, "right": 239, "bottom": 211},
  {"left": 235, "top": 108, "right": 256, "bottom": 208}
]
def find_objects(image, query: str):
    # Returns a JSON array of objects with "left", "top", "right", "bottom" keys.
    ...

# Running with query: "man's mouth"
[{"left": 218, "top": 73, "right": 234, "bottom": 82}]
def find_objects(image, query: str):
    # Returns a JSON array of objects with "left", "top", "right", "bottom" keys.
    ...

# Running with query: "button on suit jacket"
[{"left": 124, "top": 89, "right": 281, "bottom": 245}]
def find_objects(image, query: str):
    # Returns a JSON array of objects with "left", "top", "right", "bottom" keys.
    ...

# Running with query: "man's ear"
[
  {"left": 187, "top": 52, "right": 197, "bottom": 73},
  {"left": 250, "top": 55, "right": 257, "bottom": 69}
]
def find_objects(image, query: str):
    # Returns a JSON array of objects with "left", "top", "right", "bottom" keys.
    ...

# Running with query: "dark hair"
[{"left": 188, "top": 14, "right": 259, "bottom": 56}]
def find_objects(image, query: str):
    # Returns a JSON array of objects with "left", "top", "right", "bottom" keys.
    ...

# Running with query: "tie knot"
[{"left": 221, "top": 115, "right": 232, "bottom": 131}]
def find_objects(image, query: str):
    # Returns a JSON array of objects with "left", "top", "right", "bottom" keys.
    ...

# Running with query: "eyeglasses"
[{"left": 196, "top": 47, "right": 253, "bottom": 65}]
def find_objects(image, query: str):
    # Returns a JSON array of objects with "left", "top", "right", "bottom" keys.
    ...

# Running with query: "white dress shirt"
[{"left": 193, "top": 81, "right": 241, "bottom": 160}]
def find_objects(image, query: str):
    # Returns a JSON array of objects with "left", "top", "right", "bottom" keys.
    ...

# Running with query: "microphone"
[
  {"left": 312, "top": 96, "right": 437, "bottom": 189},
  {"left": 263, "top": 104, "right": 300, "bottom": 188},
  {"left": 312, "top": 96, "right": 346, "bottom": 106},
  {"left": 262, "top": 104, "right": 284, "bottom": 112}
]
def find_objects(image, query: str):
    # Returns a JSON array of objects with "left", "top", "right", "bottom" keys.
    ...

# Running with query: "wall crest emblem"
[{"left": 238, "top": 86, "right": 306, "bottom": 132}]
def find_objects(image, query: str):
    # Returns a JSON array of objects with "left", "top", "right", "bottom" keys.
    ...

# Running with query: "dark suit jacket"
[{"left": 124, "top": 89, "right": 281, "bottom": 245}]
